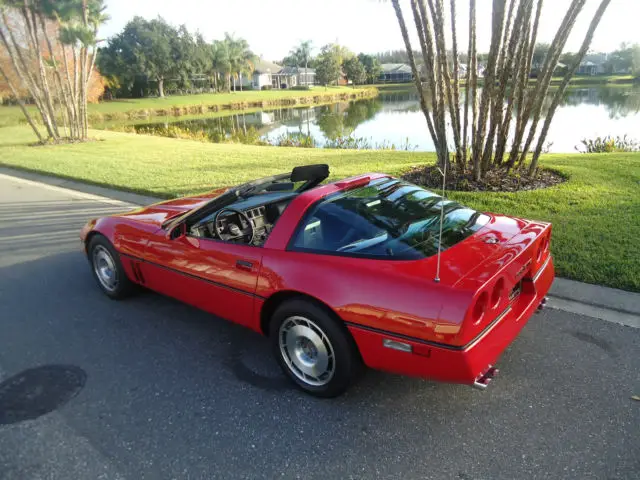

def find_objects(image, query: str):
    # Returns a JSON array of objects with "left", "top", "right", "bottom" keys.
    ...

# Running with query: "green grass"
[
  {"left": 0, "top": 125, "right": 638, "bottom": 292},
  {"left": 0, "top": 86, "right": 377, "bottom": 128}
]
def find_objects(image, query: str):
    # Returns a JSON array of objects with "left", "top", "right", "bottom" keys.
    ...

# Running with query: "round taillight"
[
  {"left": 537, "top": 235, "right": 549, "bottom": 262},
  {"left": 472, "top": 292, "right": 488, "bottom": 324},
  {"left": 491, "top": 278, "right": 504, "bottom": 309}
]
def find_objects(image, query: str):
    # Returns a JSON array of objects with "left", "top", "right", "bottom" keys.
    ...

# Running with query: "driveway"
[{"left": 0, "top": 173, "right": 638, "bottom": 479}]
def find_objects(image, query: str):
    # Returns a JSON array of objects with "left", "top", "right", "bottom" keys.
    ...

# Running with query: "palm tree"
[
  {"left": 290, "top": 40, "right": 312, "bottom": 85},
  {"left": 0, "top": 0, "right": 107, "bottom": 142},
  {"left": 224, "top": 34, "right": 255, "bottom": 92}
]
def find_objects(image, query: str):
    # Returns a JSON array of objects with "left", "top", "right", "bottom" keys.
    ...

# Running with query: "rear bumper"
[{"left": 348, "top": 255, "right": 555, "bottom": 385}]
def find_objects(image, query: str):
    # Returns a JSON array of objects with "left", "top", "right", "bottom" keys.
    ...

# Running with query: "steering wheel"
[{"left": 210, "top": 207, "right": 255, "bottom": 243}]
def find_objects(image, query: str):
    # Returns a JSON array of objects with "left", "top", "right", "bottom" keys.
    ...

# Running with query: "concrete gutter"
[
  {"left": 0, "top": 166, "right": 161, "bottom": 207},
  {"left": 1, "top": 166, "right": 638, "bottom": 327}
]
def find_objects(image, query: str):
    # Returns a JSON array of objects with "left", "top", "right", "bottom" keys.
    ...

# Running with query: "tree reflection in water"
[{"left": 119, "top": 84, "right": 639, "bottom": 151}]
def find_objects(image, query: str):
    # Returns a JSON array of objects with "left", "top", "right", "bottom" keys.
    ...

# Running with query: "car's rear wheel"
[
  {"left": 270, "top": 299, "right": 362, "bottom": 397},
  {"left": 88, "top": 235, "right": 136, "bottom": 300}
]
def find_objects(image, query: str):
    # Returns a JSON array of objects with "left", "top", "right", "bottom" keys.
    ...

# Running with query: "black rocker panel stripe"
[{"left": 120, "top": 253, "right": 266, "bottom": 300}]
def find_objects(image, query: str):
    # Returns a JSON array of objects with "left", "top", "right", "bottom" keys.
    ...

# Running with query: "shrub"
[
  {"left": 325, "top": 136, "right": 372, "bottom": 149},
  {"left": 290, "top": 85, "right": 311, "bottom": 91},
  {"left": 261, "top": 85, "right": 272, "bottom": 90},
  {"left": 576, "top": 135, "right": 640, "bottom": 153},
  {"left": 267, "top": 132, "right": 316, "bottom": 148}
]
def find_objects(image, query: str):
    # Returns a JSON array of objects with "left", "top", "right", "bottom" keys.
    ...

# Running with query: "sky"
[{"left": 100, "top": 0, "right": 640, "bottom": 61}]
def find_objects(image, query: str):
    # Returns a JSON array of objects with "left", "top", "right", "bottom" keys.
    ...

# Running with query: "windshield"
[{"left": 291, "top": 177, "right": 490, "bottom": 260}]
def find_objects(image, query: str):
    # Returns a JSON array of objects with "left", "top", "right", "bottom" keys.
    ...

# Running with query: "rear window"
[{"left": 291, "top": 178, "right": 490, "bottom": 260}]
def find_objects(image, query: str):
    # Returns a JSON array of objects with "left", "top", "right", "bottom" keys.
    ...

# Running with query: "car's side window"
[
  {"left": 291, "top": 178, "right": 490, "bottom": 260},
  {"left": 292, "top": 202, "right": 380, "bottom": 253}
]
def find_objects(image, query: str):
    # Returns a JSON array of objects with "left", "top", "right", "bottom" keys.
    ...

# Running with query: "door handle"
[{"left": 236, "top": 260, "right": 253, "bottom": 271}]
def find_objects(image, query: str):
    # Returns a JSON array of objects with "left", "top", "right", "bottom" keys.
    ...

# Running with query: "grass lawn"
[
  {"left": 0, "top": 125, "right": 638, "bottom": 292},
  {"left": 0, "top": 86, "right": 376, "bottom": 128}
]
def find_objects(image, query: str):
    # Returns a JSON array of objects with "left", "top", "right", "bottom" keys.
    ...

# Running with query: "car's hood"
[{"left": 114, "top": 187, "right": 228, "bottom": 228}]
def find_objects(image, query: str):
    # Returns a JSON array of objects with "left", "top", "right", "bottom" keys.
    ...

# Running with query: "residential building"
[
  {"left": 241, "top": 60, "right": 317, "bottom": 89},
  {"left": 378, "top": 63, "right": 413, "bottom": 83},
  {"left": 276, "top": 66, "right": 316, "bottom": 88}
]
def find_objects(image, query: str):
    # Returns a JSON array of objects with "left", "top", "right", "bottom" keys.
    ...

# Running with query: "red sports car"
[{"left": 81, "top": 165, "right": 554, "bottom": 397}]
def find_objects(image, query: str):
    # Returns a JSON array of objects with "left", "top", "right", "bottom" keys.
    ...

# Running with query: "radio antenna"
[{"left": 434, "top": 158, "right": 447, "bottom": 283}]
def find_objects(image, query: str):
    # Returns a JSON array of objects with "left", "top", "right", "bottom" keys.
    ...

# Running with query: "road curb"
[
  {"left": 548, "top": 277, "right": 640, "bottom": 317},
  {"left": 1, "top": 166, "right": 638, "bottom": 319},
  {"left": 0, "top": 166, "right": 162, "bottom": 206}
]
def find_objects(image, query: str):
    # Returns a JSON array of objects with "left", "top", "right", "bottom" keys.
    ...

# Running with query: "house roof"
[
  {"left": 278, "top": 66, "right": 316, "bottom": 75},
  {"left": 380, "top": 63, "right": 413, "bottom": 74},
  {"left": 253, "top": 59, "right": 283, "bottom": 74}
]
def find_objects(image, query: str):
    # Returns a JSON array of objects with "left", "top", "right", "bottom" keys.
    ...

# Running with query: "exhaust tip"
[
  {"left": 537, "top": 296, "right": 549, "bottom": 311},
  {"left": 473, "top": 365, "right": 499, "bottom": 390}
]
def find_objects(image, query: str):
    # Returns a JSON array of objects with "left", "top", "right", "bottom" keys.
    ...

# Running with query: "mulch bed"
[{"left": 402, "top": 164, "right": 567, "bottom": 192}]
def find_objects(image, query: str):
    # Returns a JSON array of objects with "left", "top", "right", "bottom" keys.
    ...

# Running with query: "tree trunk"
[
  {"left": 394, "top": 0, "right": 441, "bottom": 159},
  {"left": 471, "top": 0, "right": 506, "bottom": 180},
  {"left": 38, "top": 13, "right": 72, "bottom": 138},
  {"left": 512, "top": 0, "right": 586, "bottom": 167},
  {"left": 449, "top": 0, "right": 462, "bottom": 166},
  {"left": 480, "top": 0, "right": 528, "bottom": 170},
  {"left": 462, "top": 0, "right": 476, "bottom": 168},
  {"left": 29, "top": 9, "right": 60, "bottom": 140},
  {"left": 158, "top": 77, "right": 165, "bottom": 98},
  {"left": 61, "top": 44, "right": 78, "bottom": 138},
  {"left": 505, "top": 0, "right": 543, "bottom": 169},
  {"left": 413, "top": 0, "right": 444, "bottom": 158},
  {"left": 0, "top": 63, "right": 44, "bottom": 143},
  {"left": 1, "top": 9, "right": 56, "bottom": 140},
  {"left": 426, "top": 0, "right": 461, "bottom": 166},
  {"left": 495, "top": 3, "right": 532, "bottom": 167},
  {"left": 528, "top": 0, "right": 612, "bottom": 175}
]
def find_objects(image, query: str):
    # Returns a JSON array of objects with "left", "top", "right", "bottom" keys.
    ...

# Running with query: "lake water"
[{"left": 121, "top": 85, "right": 640, "bottom": 153}]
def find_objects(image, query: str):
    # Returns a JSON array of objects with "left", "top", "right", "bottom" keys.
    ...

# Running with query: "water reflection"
[{"left": 119, "top": 84, "right": 639, "bottom": 153}]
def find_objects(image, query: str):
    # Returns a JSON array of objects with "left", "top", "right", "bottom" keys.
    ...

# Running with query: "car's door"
[{"left": 140, "top": 231, "right": 263, "bottom": 329}]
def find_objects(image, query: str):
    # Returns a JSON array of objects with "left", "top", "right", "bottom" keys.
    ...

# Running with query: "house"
[
  {"left": 276, "top": 66, "right": 316, "bottom": 88},
  {"left": 378, "top": 63, "right": 413, "bottom": 83},
  {"left": 241, "top": 59, "right": 316, "bottom": 89},
  {"left": 457, "top": 63, "right": 485, "bottom": 78},
  {"left": 242, "top": 59, "right": 283, "bottom": 89},
  {"left": 577, "top": 53, "right": 608, "bottom": 75},
  {"left": 577, "top": 61, "right": 599, "bottom": 76}
]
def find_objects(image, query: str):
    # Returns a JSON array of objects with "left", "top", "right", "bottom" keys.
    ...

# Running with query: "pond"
[{"left": 110, "top": 85, "right": 640, "bottom": 153}]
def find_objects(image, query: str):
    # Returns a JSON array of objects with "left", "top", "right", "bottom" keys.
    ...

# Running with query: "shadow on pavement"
[{"left": 0, "top": 199, "right": 130, "bottom": 263}]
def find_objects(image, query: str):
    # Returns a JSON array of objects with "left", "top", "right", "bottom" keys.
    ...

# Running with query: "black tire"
[
  {"left": 87, "top": 234, "right": 136, "bottom": 300},
  {"left": 269, "top": 298, "right": 363, "bottom": 398}
]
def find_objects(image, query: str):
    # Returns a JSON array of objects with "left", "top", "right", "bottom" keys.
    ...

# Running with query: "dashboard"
[{"left": 189, "top": 197, "right": 293, "bottom": 246}]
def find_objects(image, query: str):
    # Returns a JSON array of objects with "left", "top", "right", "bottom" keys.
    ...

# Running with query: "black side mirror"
[{"left": 167, "top": 222, "right": 186, "bottom": 240}]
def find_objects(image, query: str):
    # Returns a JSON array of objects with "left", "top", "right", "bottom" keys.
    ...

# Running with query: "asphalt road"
[{"left": 0, "top": 174, "right": 638, "bottom": 480}]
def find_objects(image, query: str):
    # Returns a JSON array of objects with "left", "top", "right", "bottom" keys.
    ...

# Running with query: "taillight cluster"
[
  {"left": 471, "top": 277, "right": 507, "bottom": 326},
  {"left": 491, "top": 278, "right": 505, "bottom": 309},
  {"left": 471, "top": 291, "right": 488, "bottom": 325},
  {"left": 536, "top": 232, "right": 551, "bottom": 263}
]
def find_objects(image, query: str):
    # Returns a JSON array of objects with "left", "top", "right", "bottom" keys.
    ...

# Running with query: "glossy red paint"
[{"left": 80, "top": 174, "right": 555, "bottom": 387}]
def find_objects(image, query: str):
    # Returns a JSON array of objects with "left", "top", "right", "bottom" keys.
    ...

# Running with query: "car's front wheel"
[
  {"left": 88, "top": 235, "right": 136, "bottom": 300},
  {"left": 270, "top": 299, "right": 362, "bottom": 397}
]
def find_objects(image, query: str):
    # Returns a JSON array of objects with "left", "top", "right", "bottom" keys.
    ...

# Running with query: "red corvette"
[{"left": 81, "top": 165, "right": 554, "bottom": 397}]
